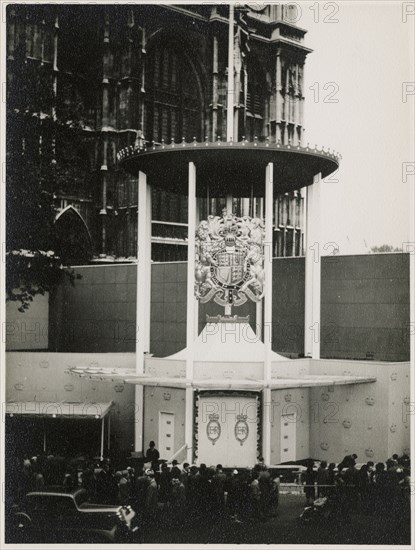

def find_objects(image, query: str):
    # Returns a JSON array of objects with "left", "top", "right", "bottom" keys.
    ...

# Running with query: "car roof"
[{"left": 27, "top": 486, "right": 85, "bottom": 497}]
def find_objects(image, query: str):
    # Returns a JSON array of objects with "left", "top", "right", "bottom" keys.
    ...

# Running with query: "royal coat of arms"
[{"left": 195, "top": 209, "right": 265, "bottom": 308}]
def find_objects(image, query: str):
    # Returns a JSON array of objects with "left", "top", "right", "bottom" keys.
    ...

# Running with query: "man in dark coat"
[
  {"left": 212, "top": 464, "right": 227, "bottom": 516},
  {"left": 338, "top": 453, "right": 358, "bottom": 471},
  {"left": 145, "top": 441, "right": 160, "bottom": 472},
  {"left": 317, "top": 461, "right": 329, "bottom": 497},
  {"left": 304, "top": 460, "right": 316, "bottom": 505}
]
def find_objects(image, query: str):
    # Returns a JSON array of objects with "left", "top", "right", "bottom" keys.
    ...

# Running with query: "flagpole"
[{"left": 226, "top": 3, "right": 234, "bottom": 142}]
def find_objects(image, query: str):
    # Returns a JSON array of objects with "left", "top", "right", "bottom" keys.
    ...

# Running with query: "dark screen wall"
[
  {"left": 272, "top": 258, "right": 305, "bottom": 356},
  {"left": 321, "top": 253, "right": 410, "bottom": 361},
  {"left": 48, "top": 254, "right": 409, "bottom": 361}
]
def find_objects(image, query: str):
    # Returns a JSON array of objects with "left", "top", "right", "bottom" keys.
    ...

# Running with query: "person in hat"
[
  {"left": 186, "top": 465, "right": 199, "bottom": 523},
  {"left": 304, "top": 460, "right": 316, "bottom": 506},
  {"left": 170, "top": 471, "right": 186, "bottom": 527},
  {"left": 158, "top": 462, "right": 172, "bottom": 509},
  {"left": 180, "top": 462, "right": 190, "bottom": 491},
  {"left": 145, "top": 468, "right": 158, "bottom": 525},
  {"left": 146, "top": 441, "right": 160, "bottom": 472},
  {"left": 258, "top": 464, "right": 272, "bottom": 519},
  {"left": 317, "top": 461, "right": 329, "bottom": 498},
  {"left": 115, "top": 471, "right": 129, "bottom": 505},
  {"left": 212, "top": 464, "right": 227, "bottom": 516},
  {"left": 133, "top": 466, "right": 150, "bottom": 519},
  {"left": 338, "top": 453, "right": 358, "bottom": 471},
  {"left": 249, "top": 469, "right": 261, "bottom": 521},
  {"left": 227, "top": 469, "right": 242, "bottom": 523}
]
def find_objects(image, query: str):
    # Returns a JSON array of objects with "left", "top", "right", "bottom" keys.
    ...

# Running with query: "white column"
[
  {"left": 242, "top": 198, "right": 250, "bottom": 217},
  {"left": 304, "top": 173, "right": 322, "bottom": 358},
  {"left": 263, "top": 163, "right": 274, "bottom": 465},
  {"left": 226, "top": 4, "right": 234, "bottom": 141},
  {"left": 185, "top": 162, "right": 197, "bottom": 464},
  {"left": 194, "top": 198, "right": 200, "bottom": 339},
  {"left": 135, "top": 170, "right": 151, "bottom": 453},
  {"left": 107, "top": 414, "right": 111, "bottom": 451},
  {"left": 409, "top": 168, "right": 415, "bottom": 366},
  {"left": 256, "top": 196, "right": 264, "bottom": 337},
  {"left": 100, "top": 417, "right": 105, "bottom": 461},
  {"left": 256, "top": 300, "right": 263, "bottom": 338},
  {"left": 144, "top": 185, "right": 152, "bottom": 351}
]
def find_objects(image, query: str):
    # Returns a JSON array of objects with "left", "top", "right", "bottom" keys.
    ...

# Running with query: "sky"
[
  {"left": 296, "top": 0, "right": 414, "bottom": 254},
  {"left": 0, "top": 1, "right": 413, "bottom": 256}
]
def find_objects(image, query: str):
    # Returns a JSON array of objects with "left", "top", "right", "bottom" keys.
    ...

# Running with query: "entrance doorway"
[
  {"left": 158, "top": 412, "right": 175, "bottom": 460},
  {"left": 196, "top": 394, "right": 258, "bottom": 468},
  {"left": 280, "top": 413, "right": 296, "bottom": 463}
]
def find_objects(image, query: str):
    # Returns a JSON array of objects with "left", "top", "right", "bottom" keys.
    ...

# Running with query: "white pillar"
[
  {"left": 256, "top": 300, "right": 263, "bottom": 339},
  {"left": 304, "top": 173, "right": 322, "bottom": 358},
  {"left": 100, "top": 417, "right": 105, "bottom": 461},
  {"left": 135, "top": 170, "right": 151, "bottom": 453},
  {"left": 226, "top": 4, "right": 234, "bottom": 141},
  {"left": 410, "top": 167, "right": 415, "bottom": 366},
  {"left": 144, "top": 185, "right": 152, "bottom": 351},
  {"left": 242, "top": 198, "right": 250, "bottom": 217},
  {"left": 263, "top": 163, "right": 274, "bottom": 465},
  {"left": 226, "top": 194, "right": 233, "bottom": 213},
  {"left": 107, "top": 414, "right": 111, "bottom": 451},
  {"left": 195, "top": 199, "right": 200, "bottom": 338},
  {"left": 257, "top": 193, "right": 265, "bottom": 337},
  {"left": 185, "top": 162, "right": 197, "bottom": 464}
]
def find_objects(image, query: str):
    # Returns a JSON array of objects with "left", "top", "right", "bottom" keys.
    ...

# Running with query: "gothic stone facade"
[{"left": 7, "top": 4, "right": 308, "bottom": 263}]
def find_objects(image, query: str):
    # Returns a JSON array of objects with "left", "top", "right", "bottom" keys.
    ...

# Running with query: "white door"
[
  {"left": 159, "top": 412, "right": 175, "bottom": 460},
  {"left": 197, "top": 395, "right": 258, "bottom": 467},
  {"left": 280, "top": 413, "right": 296, "bottom": 463}
]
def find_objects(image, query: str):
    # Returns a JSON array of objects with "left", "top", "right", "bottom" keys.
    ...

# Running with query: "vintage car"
[{"left": 10, "top": 486, "right": 141, "bottom": 543}]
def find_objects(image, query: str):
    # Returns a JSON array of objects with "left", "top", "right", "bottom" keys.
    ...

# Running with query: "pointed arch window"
[
  {"left": 145, "top": 42, "right": 204, "bottom": 143},
  {"left": 244, "top": 61, "right": 266, "bottom": 141}
]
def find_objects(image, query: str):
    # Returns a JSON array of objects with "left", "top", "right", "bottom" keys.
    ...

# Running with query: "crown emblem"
[
  {"left": 234, "top": 414, "right": 249, "bottom": 445},
  {"left": 207, "top": 413, "right": 221, "bottom": 445}
]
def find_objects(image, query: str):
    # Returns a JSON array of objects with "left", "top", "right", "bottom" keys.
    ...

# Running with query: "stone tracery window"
[
  {"left": 145, "top": 41, "right": 204, "bottom": 143},
  {"left": 244, "top": 60, "right": 266, "bottom": 141}
]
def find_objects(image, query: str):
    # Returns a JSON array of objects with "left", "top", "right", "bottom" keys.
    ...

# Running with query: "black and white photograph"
[{"left": 0, "top": 1, "right": 414, "bottom": 548}]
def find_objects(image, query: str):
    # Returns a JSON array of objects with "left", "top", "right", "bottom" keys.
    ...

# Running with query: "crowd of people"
[
  {"left": 303, "top": 452, "right": 411, "bottom": 522},
  {"left": 10, "top": 444, "right": 280, "bottom": 527},
  {"left": 8, "top": 444, "right": 411, "bottom": 529}
]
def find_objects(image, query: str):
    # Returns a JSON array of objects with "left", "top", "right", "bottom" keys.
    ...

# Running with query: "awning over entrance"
[
  {"left": 69, "top": 366, "right": 134, "bottom": 380},
  {"left": 269, "top": 374, "right": 377, "bottom": 390},
  {"left": 6, "top": 401, "right": 113, "bottom": 419},
  {"left": 121, "top": 375, "right": 376, "bottom": 390},
  {"left": 68, "top": 365, "right": 376, "bottom": 390},
  {"left": 6, "top": 401, "right": 113, "bottom": 460}
]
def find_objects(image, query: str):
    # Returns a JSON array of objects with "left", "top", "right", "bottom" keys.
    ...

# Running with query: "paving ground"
[
  {"left": 142, "top": 494, "right": 411, "bottom": 546},
  {"left": 6, "top": 493, "right": 411, "bottom": 545}
]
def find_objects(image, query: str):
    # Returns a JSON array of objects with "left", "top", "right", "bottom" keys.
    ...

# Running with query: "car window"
[
  {"left": 53, "top": 496, "right": 76, "bottom": 514},
  {"left": 74, "top": 490, "right": 89, "bottom": 507},
  {"left": 26, "top": 495, "right": 50, "bottom": 513},
  {"left": 28, "top": 495, "right": 76, "bottom": 515}
]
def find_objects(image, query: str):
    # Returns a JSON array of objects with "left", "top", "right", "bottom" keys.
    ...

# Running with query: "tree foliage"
[
  {"left": 6, "top": 43, "right": 83, "bottom": 311},
  {"left": 369, "top": 244, "right": 403, "bottom": 253}
]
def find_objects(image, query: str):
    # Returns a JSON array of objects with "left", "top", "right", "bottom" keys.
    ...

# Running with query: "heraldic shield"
[{"left": 195, "top": 209, "right": 265, "bottom": 308}]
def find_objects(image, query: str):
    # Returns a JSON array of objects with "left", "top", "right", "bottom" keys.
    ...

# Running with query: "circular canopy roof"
[{"left": 118, "top": 140, "right": 340, "bottom": 197}]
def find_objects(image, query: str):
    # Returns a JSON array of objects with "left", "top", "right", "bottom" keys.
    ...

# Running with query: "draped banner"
[{"left": 196, "top": 394, "right": 258, "bottom": 467}]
